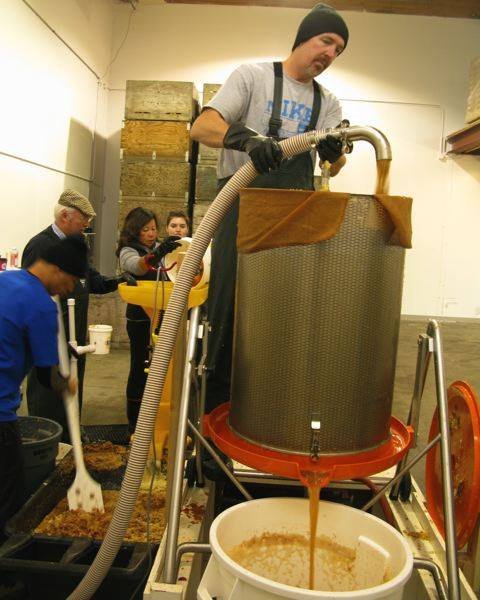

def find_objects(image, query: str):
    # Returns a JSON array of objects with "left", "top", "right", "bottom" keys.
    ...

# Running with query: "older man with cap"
[
  {"left": 0, "top": 235, "right": 86, "bottom": 531},
  {"left": 190, "top": 3, "right": 349, "bottom": 414},
  {"left": 21, "top": 190, "right": 128, "bottom": 442}
]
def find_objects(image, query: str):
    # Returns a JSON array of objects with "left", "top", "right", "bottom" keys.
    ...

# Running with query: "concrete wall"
[{"left": 103, "top": 4, "right": 480, "bottom": 318}]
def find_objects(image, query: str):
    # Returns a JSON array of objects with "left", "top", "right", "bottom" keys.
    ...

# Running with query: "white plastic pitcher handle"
[
  {"left": 196, "top": 586, "right": 213, "bottom": 600},
  {"left": 228, "top": 579, "right": 244, "bottom": 600},
  {"left": 54, "top": 296, "right": 70, "bottom": 378},
  {"left": 354, "top": 534, "right": 391, "bottom": 588},
  {"left": 197, "top": 578, "right": 243, "bottom": 600}
]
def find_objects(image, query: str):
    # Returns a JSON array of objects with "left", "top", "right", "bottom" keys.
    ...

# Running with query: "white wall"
[
  {"left": 0, "top": 0, "right": 114, "bottom": 270},
  {"left": 102, "top": 4, "right": 480, "bottom": 318},
  {"left": 1, "top": 2, "right": 479, "bottom": 317}
]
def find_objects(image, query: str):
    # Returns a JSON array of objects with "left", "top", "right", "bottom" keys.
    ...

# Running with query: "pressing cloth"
[{"left": 237, "top": 189, "right": 412, "bottom": 253}]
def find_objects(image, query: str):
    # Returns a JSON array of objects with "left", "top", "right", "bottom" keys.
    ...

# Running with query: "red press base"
[{"left": 204, "top": 402, "right": 413, "bottom": 487}]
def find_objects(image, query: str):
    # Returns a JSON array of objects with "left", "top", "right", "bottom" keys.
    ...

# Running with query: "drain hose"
[{"left": 67, "top": 128, "right": 361, "bottom": 599}]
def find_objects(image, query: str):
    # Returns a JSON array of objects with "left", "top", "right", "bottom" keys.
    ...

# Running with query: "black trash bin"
[{"left": 18, "top": 416, "right": 62, "bottom": 496}]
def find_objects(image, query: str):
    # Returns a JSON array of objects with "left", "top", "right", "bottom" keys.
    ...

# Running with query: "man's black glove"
[
  {"left": 101, "top": 272, "right": 137, "bottom": 291},
  {"left": 119, "top": 272, "right": 137, "bottom": 286},
  {"left": 316, "top": 134, "right": 343, "bottom": 163},
  {"left": 145, "top": 236, "right": 181, "bottom": 268},
  {"left": 223, "top": 123, "right": 282, "bottom": 174}
]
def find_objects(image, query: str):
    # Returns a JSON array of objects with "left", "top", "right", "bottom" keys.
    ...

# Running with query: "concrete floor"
[{"left": 27, "top": 317, "right": 480, "bottom": 492}]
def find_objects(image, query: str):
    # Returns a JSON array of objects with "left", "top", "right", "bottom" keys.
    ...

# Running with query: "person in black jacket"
[
  {"left": 21, "top": 189, "right": 127, "bottom": 442},
  {"left": 116, "top": 207, "right": 181, "bottom": 433}
]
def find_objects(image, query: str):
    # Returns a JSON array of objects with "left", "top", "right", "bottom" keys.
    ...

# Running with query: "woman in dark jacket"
[{"left": 116, "top": 208, "right": 180, "bottom": 433}]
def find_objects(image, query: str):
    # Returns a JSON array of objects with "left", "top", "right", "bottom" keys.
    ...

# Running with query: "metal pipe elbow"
[{"left": 315, "top": 125, "right": 392, "bottom": 161}]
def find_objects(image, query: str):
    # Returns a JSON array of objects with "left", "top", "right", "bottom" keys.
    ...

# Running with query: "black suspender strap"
[
  {"left": 306, "top": 80, "right": 322, "bottom": 132},
  {"left": 268, "top": 62, "right": 322, "bottom": 137},
  {"left": 268, "top": 62, "right": 284, "bottom": 139}
]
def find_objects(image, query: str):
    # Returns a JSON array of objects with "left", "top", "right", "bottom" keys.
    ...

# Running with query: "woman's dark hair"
[
  {"left": 116, "top": 207, "right": 158, "bottom": 256},
  {"left": 166, "top": 210, "right": 190, "bottom": 231}
]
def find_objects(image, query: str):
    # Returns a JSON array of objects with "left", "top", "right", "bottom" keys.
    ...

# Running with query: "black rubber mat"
[{"left": 82, "top": 424, "right": 130, "bottom": 445}]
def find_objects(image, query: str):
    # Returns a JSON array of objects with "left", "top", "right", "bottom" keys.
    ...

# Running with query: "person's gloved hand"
[
  {"left": 119, "top": 271, "right": 137, "bottom": 286},
  {"left": 102, "top": 272, "right": 137, "bottom": 291},
  {"left": 223, "top": 123, "right": 282, "bottom": 174},
  {"left": 145, "top": 236, "right": 181, "bottom": 268},
  {"left": 316, "top": 134, "right": 343, "bottom": 164}
]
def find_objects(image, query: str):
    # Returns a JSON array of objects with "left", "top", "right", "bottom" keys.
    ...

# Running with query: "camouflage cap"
[{"left": 58, "top": 189, "right": 96, "bottom": 219}]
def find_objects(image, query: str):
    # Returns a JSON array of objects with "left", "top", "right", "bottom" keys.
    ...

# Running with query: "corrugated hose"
[{"left": 67, "top": 125, "right": 390, "bottom": 599}]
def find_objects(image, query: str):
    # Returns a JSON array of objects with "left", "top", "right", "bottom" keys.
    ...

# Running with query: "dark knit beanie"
[
  {"left": 41, "top": 234, "right": 88, "bottom": 278},
  {"left": 292, "top": 3, "right": 349, "bottom": 51}
]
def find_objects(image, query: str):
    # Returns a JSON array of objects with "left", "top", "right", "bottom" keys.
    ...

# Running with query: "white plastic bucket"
[
  {"left": 164, "top": 236, "right": 211, "bottom": 288},
  {"left": 88, "top": 324, "right": 113, "bottom": 355},
  {"left": 198, "top": 498, "right": 413, "bottom": 600}
]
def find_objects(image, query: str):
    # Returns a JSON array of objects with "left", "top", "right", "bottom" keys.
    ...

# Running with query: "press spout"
[{"left": 314, "top": 123, "right": 392, "bottom": 161}]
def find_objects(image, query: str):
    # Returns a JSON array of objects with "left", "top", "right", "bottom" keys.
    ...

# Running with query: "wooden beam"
[{"left": 163, "top": 0, "right": 480, "bottom": 19}]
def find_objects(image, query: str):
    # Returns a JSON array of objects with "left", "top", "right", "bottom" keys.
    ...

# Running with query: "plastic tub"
[
  {"left": 18, "top": 416, "right": 62, "bottom": 496},
  {"left": 198, "top": 497, "right": 413, "bottom": 600},
  {"left": 88, "top": 324, "right": 113, "bottom": 354},
  {"left": 0, "top": 536, "right": 152, "bottom": 600}
]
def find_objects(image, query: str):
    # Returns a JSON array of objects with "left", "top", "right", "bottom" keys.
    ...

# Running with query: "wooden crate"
[
  {"left": 192, "top": 200, "right": 212, "bottom": 233},
  {"left": 120, "top": 160, "right": 191, "bottom": 198},
  {"left": 118, "top": 197, "right": 188, "bottom": 231},
  {"left": 466, "top": 57, "right": 480, "bottom": 124},
  {"left": 195, "top": 164, "right": 218, "bottom": 201},
  {"left": 199, "top": 83, "right": 222, "bottom": 164},
  {"left": 202, "top": 83, "right": 221, "bottom": 107},
  {"left": 198, "top": 144, "right": 220, "bottom": 164},
  {"left": 121, "top": 121, "right": 192, "bottom": 161},
  {"left": 125, "top": 80, "right": 198, "bottom": 122}
]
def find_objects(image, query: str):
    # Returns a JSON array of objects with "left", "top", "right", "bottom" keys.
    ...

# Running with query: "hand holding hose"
[
  {"left": 223, "top": 123, "right": 283, "bottom": 174},
  {"left": 144, "top": 236, "right": 182, "bottom": 269},
  {"left": 118, "top": 271, "right": 137, "bottom": 286},
  {"left": 317, "top": 134, "right": 343, "bottom": 164}
]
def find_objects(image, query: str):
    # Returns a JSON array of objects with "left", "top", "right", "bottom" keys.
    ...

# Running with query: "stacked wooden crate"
[
  {"left": 466, "top": 57, "right": 480, "bottom": 124},
  {"left": 192, "top": 83, "right": 221, "bottom": 232},
  {"left": 119, "top": 80, "right": 198, "bottom": 231}
]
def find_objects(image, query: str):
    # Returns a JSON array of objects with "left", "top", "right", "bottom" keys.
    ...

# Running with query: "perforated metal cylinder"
[{"left": 229, "top": 194, "right": 405, "bottom": 455}]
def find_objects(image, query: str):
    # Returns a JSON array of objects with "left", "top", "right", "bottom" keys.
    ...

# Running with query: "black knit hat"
[
  {"left": 41, "top": 235, "right": 88, "bottom": 278},
  {"left": 292, "top": 3, "right": 349, "bottom": 51}
]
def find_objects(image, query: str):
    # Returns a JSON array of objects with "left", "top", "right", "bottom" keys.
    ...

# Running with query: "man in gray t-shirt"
[
  {"left": 190, "top": 3, "right": 349, "bottom": 415},
  {"left": 204, "top": 61, "right": 343, "bottom": 180}
]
